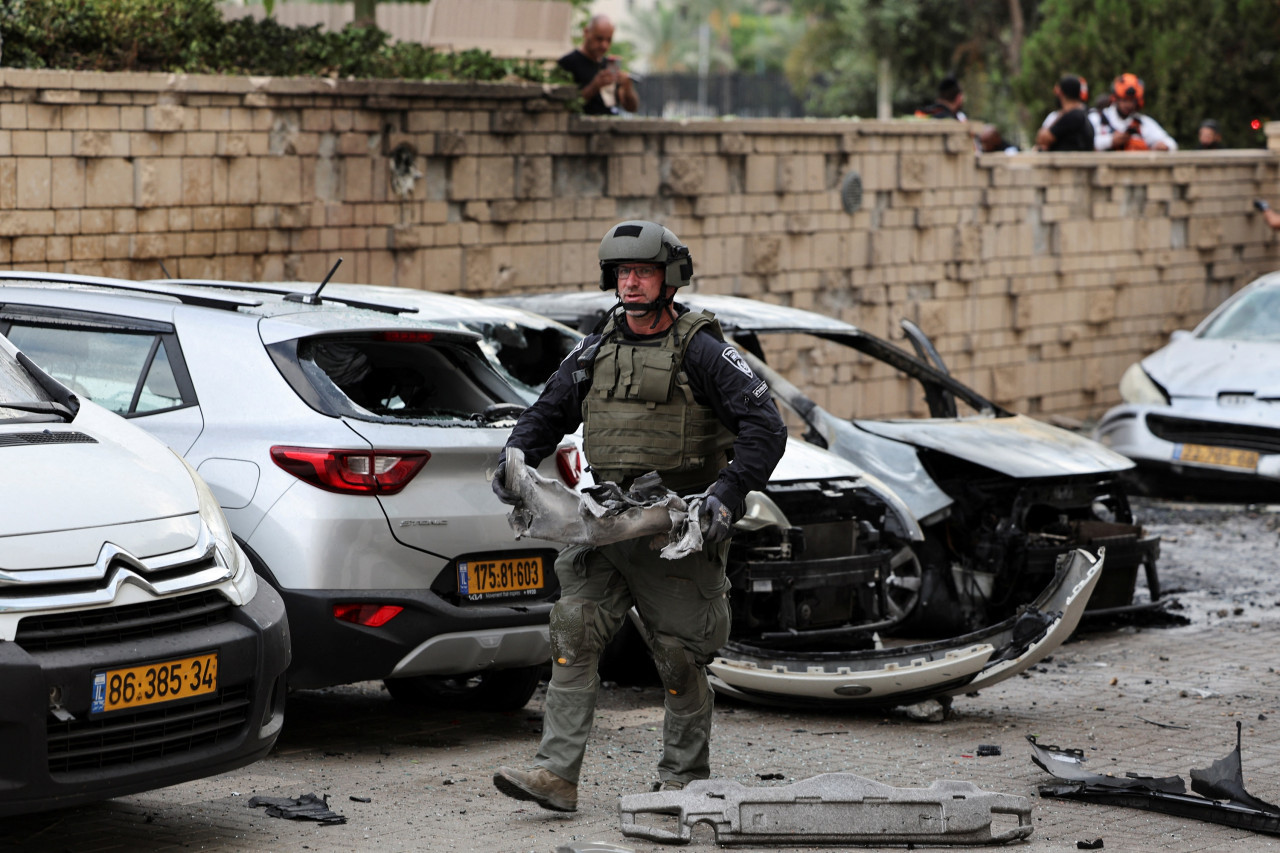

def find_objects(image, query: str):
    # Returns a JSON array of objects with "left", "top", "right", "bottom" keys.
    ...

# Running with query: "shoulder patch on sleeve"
[
  {"left": 720, "top": 346, "right": 755, "bottom": 378},
  {"left": 747, "top": 379, "right": 770, "bottom": 405}
]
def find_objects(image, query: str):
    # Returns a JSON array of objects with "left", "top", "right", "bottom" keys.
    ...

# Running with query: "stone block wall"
[{"left": 1, "top": 69, "right": 1278, "bottom": 421}]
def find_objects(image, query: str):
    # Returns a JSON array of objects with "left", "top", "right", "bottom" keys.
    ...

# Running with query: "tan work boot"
[
  {"left": 651, "top": 779, "right": 686, "bottom": 792},
  {"left": 493, "top": 765, "right": 578, "bottom": 812}
]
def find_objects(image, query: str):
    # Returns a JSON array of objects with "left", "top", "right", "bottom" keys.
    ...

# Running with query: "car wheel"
[{"left": 383, "top": 665, "right": 543, "bottom": 712}]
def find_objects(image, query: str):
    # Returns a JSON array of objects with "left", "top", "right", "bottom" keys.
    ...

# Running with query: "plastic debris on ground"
[{"left": 247, "top": 792, "right": 347, "bottom": 825}]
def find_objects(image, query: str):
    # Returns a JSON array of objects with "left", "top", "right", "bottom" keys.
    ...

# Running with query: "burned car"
[
  {"left": 1093, "top": 269, "right": 1280, "bottom": 501},
  {"left": 491, "top": 291, "right": 1161, "bottom": 641}
]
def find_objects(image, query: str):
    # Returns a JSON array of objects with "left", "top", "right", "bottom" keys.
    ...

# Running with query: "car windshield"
[
  {"left": 0, "top": 347, "right": 57, "bottom": 421},
  {"left": 272, "top": 333, "right": 526, "bottom": 423},
  {"left": 1199, "top": 285, "right": 1280, "bottom": 342}
]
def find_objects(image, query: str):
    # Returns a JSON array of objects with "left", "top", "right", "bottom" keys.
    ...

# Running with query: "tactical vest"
[{"left": 582, "top": 310, "right": 737, "bottom": 492}]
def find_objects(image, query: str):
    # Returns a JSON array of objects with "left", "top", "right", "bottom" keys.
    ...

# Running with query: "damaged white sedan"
[{"left": 1093, "top": 269, "right": 1280, "bottom": 501}]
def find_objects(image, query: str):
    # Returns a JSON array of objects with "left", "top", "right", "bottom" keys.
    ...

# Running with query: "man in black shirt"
[
  {"left": 558, "top": 15, "right": 638, "bottom": 115},
  {"left": 1036, "top": 75, "right": 1094, "bottom": 152}
]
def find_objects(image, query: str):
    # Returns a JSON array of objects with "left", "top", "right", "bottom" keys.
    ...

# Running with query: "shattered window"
[
  {"left": 467, "top": 321, "right": 580, "bottom": 404},
  {"left": 283, "top": 333, "right": 523, "bottom": 422}
]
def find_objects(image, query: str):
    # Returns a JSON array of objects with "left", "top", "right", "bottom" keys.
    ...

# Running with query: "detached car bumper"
[{"left": 0, "top": 582, "right": 289, "bottom": 817}]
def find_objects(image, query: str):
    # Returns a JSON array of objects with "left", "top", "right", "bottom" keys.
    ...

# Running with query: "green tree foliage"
[
  {"left": 786, "top": 0, "right": 1028, "bottom": 126},
  {"left": 0, "top": 0, "right": 573, "bottom": 85},
  {"left": 1017, "top": 0, "right": 1279, "bottom": 147},
  {"left": 632, "top": 1, "right": 806, "bottom": 74}
]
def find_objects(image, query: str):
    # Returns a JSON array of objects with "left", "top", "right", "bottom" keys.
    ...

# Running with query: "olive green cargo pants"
[{"left": 533, "top": 535, "right": 731, "bottom": 787}]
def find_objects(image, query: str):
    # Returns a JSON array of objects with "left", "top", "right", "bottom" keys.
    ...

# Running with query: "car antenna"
[
  {"left": 285, "top": 258, "right": 343, "bottom": 305},
  {"left": 158, "top": 260, "right": 173, "bottom": 279}
]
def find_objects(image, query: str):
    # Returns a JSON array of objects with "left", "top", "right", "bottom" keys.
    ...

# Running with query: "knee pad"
[
  {"left": 550, "top": 597, "right": 598, "bottom": 688},
  {"left": 652, "top": 639, "right": 707, "bottom": 714}
]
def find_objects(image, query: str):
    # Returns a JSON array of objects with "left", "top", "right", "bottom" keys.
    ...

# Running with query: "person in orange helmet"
[{"left": 1092, "top": 73, "right": 1177, "bottom": 151}]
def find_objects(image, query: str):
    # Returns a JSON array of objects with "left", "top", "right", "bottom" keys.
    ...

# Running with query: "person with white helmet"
[{"left": 490, "top": 220, "right": 787, "bottom": 812}]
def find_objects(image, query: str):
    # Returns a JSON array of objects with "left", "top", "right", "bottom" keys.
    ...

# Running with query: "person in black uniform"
[
  {"left": 558, "top": 14, "right": 638, "bottom": 115},
  {"left": 490, "top": 220, "right": 787, "bottom": 813},
  {"left": 1036, "top": 75, "right": 1094, "bottom": 152}
]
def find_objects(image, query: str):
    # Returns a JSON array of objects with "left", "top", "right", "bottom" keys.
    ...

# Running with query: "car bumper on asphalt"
[{"left": 0, "top": 581, "right": 290, "bottom": 817}]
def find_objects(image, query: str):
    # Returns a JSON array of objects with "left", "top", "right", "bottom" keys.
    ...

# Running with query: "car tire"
[{"left": 383, "top": 665, "right": 543, "bottom": 712}]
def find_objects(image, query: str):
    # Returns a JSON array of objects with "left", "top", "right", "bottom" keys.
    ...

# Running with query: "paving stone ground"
[{"left": 3, "top": 501, "right": 1278, "bottom": 853}]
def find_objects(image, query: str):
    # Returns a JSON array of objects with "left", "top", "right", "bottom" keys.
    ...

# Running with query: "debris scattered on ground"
[
  {"left": 247, "top": 793, "right": 346, "bottom": 825},
  {"left": 1030, "top": 722, "right": 1280, "bottom": 837},
  {"left": 349, "top": 796, "right": 371, "bottom": 803},
  {"left": 976, "top": 744, "right": 1002, "bottom": 756},
  {"left": 619, "top": 773, "right": 1032, "bottom": 845},
  {"left": 1076, "top": 839, "right": 1104, "bottom": 849}
]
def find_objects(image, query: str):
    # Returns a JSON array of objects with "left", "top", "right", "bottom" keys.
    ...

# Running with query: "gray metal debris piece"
[
  {"left": 554, "top": 843, "right": 636, "bottom": 853},
  {"left": 618, "top": 772, "right": 1032, "bottom": 846},
  {"left": 503, "top": 448, "right": 704, "bottom": 558}
]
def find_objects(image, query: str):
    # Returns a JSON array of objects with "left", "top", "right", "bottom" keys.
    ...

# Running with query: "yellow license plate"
[
  {"left": 1175, "top": 443, "right": 1260, "bottom": 470},
  {"left": 458, "top": 556, "right": 545, "bottom": 600},
  {"left": 91, "top": 652, "right": 218, "bottom": 714}
]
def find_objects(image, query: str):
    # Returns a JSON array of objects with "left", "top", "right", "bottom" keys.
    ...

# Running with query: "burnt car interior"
[
  {"left": 725, "top": 321, "right": 1161, "bottom": 636},
  {"left": 727, "top": 477, "right": 921, "bottom": 651}
]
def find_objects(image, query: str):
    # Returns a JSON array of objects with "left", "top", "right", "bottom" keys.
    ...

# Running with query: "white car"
[
  {"left": 0, "top": 272, "right": 584, "bottom": 712},
  {"left": 1094, "top": 269, "right": 1280, "bottom": 500},
  {"left": 0, "top": 332, "right": 289, "bottom": 815}
]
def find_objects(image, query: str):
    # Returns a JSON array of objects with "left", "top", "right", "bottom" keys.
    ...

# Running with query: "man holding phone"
[
  {"left": 558, "top": 15, "right": 638, "bottom": 115},
  {"left": 1256, "top": 199, "right": 1280, "bottom": 231}
]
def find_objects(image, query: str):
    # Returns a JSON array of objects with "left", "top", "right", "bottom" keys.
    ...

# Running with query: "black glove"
[
  {"left": 491, "top": 459, "right": 522, "bottom": 507},
  {"left": 698, "top": 493, "right": 735, "bottom": 544}
]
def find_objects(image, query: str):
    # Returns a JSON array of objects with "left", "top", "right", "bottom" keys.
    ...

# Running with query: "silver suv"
[
  {"left": 0, "top": 273, "right": 583, "bottom": 711},
  {"left": 0, "top": 332, "right": 289, "bottom": 815}
]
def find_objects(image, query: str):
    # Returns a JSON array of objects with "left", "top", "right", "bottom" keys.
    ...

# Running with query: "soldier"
[{"left": 490, "top": 220, "right": 787, "bottom": 811}]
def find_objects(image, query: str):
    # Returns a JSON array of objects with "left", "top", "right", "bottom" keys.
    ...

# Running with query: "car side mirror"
[{"left": 1169, "top": 329, "right": 1192, "bottom": 342}]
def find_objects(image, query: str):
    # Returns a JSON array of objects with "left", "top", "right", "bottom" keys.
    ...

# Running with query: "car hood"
[
  {"left": 0, "top": 400, "right": 198, "bottom": 540},
  {"left": 854, "top": 414, "right": 1135, "bottom": 478},
  {"left": 1144, "top": 339, "right": 1280, "bottom": 399}
]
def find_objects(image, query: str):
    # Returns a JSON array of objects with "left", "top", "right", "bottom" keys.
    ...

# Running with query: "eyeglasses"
[{"left": 615, "top": 264, "right": 663, "bottom": 281}]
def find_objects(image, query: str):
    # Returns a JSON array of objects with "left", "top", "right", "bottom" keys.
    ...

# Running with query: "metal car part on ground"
[
  {"left": 1030, "top": 722, "right": 1280, "bottom": 837},
  {"left": 1093, "top": 269, "right": 1280, "bottom": 501},
  {"left": 489, "top": 291, "right": 1162, "bottom": 638},
  {"left": 0, "top": 333, "right": 289, "bottom": 816},
  {"left": 0, "top": 273, "right": 587, "bottom": 712},
  {"left": 618, "top": 772, "right": 1032, "bottom": 845}
]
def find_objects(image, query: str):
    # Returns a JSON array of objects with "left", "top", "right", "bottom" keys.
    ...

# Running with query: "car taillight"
[
  {"left": 333, "top": 603, "right": 404, "bottom": 627},
  {"left": 556, "top": 445, "right": 583, "bottom": 487},
  {"left": 270, "top": 446, "right": 430, "bottom": 495}
]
